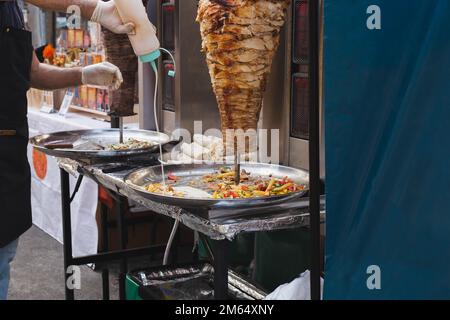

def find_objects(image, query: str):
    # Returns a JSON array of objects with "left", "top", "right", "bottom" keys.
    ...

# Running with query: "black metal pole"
[
  {"left": 101, "top": 203, "right": 110, "bottom": 300},
  {"left": 60, "top": 169, "right": 75, "bottom": 300},
  {"left": 213, "top": 239, "right": 229, "bottom": 300},
  {"left": 115, "top": 196, "right": 128, "bottom": 300},
  {"left": 110, "top": 115, "right": 120, "bottom": 129},
  {"left": 308, "top": 0, "right": 322, "bottom": 300},
  {"left": 71, "top": 245, "right": 167, "bottom": 265}
]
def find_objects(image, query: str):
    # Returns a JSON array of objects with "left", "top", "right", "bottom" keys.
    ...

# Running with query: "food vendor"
[{"left": 0, "top": 0, "right": 134, "bottom": 300}]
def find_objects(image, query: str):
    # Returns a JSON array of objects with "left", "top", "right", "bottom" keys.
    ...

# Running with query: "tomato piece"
[{"left": 168, "top": 173, "right": 178, "bottom": 181}]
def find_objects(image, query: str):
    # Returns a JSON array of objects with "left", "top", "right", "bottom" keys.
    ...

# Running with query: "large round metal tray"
[
  {"left": 125, "top": 163, "right": 309, "bottom": 209},
  {"left": 30, "top": 129, "right": 171, "bottom": 162}
]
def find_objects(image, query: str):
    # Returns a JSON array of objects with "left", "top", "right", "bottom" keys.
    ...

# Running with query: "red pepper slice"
[
  {"left": 230, "top": 191, "right": 238, "bottom": 198},
  {"left": 168, "top": 173, "right": 179, "bottom": 181}
]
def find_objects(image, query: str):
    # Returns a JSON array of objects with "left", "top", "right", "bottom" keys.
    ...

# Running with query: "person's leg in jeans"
[{"left": 0, "top": 239, "right": 19, "bottom": 300}]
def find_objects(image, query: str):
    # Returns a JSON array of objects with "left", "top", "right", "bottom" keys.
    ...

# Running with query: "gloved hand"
[
  {"left": 81, "top": 62, "right": 123, "bottom": 90},
  {"left": 90, "top": 0, "right": 135, "bottom": 34}
]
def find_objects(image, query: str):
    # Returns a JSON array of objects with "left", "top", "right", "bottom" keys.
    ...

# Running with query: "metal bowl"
[
  {"left": 125, "top": 163, "right": 309, "bottom": 209},
  {"left": 30, "top": 129, "right": 171, "bottom": 163}
]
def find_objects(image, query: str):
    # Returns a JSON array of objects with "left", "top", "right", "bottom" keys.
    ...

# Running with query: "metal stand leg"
[
  {"left": 308, "top": 0, "right": 322, "bottom": 301},
  {"left": 213, "top": 239, "right": 230, "bottom": 300},
  {"left": 115, "top": 196, "right": 128, "bottom": 300},
  {"left": 60, "top": 169, "right": 74, "bottom": 300},
  {"left": 59, "top": 170, "right": 170, "bottom": 300},
  {"left": 101, "top": 203, "right": 110, "bottom": 300}
]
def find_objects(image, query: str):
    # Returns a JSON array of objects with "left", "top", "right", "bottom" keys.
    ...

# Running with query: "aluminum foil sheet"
[
  {"left": 58, "top": 159, "right": 325, "bottom": 241},
  {"left": 129, "top": 263, "right": 267, "bottom": 300}
]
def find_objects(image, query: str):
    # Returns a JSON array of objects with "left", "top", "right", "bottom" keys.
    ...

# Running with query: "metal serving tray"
[
  {"left": 30, "top": 129, "right": 171, "bottom": 163},
  {"left": 125, "top": 163, "right": 309, "bottom": 209},
  {"left": 129, "top": 263, "right": 267, "bottom": 300}
]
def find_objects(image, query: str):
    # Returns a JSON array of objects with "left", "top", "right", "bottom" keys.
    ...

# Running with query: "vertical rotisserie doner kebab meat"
[
  {"left": 103, "top": 29, "right": 138, "bottom": 117},
  {"left": 196, "top": 0, "right": 291, "bottom": 154}
]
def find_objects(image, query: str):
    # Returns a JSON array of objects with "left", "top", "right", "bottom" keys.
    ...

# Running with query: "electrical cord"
[
  {"left": 159, "top": 48, "right": 177, "bottom": 73},
  {"left": 163, "top": 219, "right": 180, "bottom": 265},
  {"left": 150, "top": 61, "right": 166, "bottom": 187},
  {"left": 150, "top": 48, "right": 179, "bottom": 265}
]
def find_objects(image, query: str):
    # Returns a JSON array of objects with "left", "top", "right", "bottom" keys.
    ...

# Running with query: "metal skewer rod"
[
  {"left": 119, "top": 117, "right": 124, "bottom": 143},
  {"left": 234, "top": 152, "right": 240, "bottom": 185}
]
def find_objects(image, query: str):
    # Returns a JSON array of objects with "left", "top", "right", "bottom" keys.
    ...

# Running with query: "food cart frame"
[{"left": 55, "top": 0, "right": 323, "bottom": 301}]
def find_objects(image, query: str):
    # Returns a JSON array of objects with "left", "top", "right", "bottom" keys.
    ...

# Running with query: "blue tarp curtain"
[{"left": 324, "top": 0, "right": 450, "bottom": 299}]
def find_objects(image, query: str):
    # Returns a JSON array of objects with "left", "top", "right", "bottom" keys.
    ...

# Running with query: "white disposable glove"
[
  {"left": 90, "top": 0, "right": 135, "bottom": 34},
  {"left": 81, "top": 62, "right": 123, "bottom": 90}
]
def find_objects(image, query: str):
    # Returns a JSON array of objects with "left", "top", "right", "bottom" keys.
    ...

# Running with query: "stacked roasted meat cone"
[
  {"left": 102, "top": 0, "right": 149, "bottom": 117},
  {"left": 197, "top": 0, "right": 291, "bottom": 155},
  {"left": 103, "top": 29, "right": 138, "bottom": 117}
]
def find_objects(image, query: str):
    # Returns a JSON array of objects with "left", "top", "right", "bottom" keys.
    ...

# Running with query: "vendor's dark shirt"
[{"left": 0, "top": 1, "right": 24, "bottom": 29}]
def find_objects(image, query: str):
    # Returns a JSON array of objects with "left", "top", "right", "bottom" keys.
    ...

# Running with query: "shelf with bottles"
[
  {"left": 27, "top": 86, "right": 110, "bottom": 117},
  {"left": 41, "top": 21, "right": 111, "bottom": 116},
  {"left": 48, "top": 20, "right": 104, "bottom": 65},
  {"left": 70, "top": 85, "right": 110, "bottom": 116},
  {"left": 40, "top": 47, "right": 111, "bottom": 115},
  {"left": 55, "top": 18, "right": 103, "bottom": 50}
]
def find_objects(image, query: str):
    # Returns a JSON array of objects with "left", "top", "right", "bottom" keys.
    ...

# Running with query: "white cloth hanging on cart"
[{"left": 264, "top": 270, "right": 324, "bottom": 300}]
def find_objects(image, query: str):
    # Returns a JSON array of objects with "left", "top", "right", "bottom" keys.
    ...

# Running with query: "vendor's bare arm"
[
  {"left": 30, "top": 52, "right": 82, "bottom": 90},
  {"left": 26, "top": 0, "right": 97, "bottom": 19}
]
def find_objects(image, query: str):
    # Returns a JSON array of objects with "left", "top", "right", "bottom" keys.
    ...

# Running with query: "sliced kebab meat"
[{"left": 197, "top": 0, "right": 291, "bottom": 154}]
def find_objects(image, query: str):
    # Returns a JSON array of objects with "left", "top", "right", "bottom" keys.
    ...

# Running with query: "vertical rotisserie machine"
[{"left": 140, "top": 0, "right": 324, "bottom": 171}]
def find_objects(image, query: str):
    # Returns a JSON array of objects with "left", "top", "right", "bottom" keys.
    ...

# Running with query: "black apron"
[{"left": 0, "top": 26, "right": 33, "bottom": 248}]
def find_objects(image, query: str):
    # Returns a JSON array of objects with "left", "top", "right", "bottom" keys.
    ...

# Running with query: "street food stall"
[
  {"left": 28, "top": 0, "right": 324, "bottom": 300},
  {"left": 15, "top": 0, "right": 450, "bottom": 302}
]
